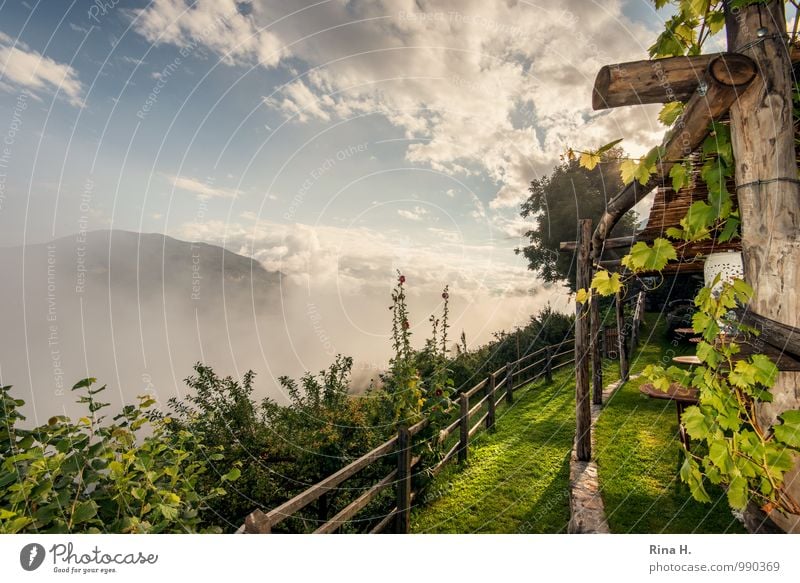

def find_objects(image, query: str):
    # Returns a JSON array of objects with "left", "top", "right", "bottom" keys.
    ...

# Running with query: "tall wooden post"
[
  {"left": 590, "top": 285, "right": 603, "bottom": 405},
  {"left": 395, "top": 425, "right": 411, "bottom": 534},
  {"left": 615, "top": 290, "right": 629, "bottom": 381},
  {"left": 725, "top": 0, "right": 800, "bottom": 532},
  {"left": 504, "top": 361, "right": 514, "bottom": 404},
  {"left": 630, "top": 291, "right": 645, "bottom": 351},
  {"left": 575, "top": 219, "right": 593, "bottom": 462}
]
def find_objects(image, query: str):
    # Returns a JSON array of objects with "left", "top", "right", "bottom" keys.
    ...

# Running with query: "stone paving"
[{"left": 567, "top": 375, "right": 640, "bottom": 534}]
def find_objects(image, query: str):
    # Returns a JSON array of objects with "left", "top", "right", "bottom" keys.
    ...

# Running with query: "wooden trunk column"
[
  {"left": 590, "top": 285, "right": 603, "bottom": 405},
  {"left": 575, "top": 219, "right": 593, "bottom": 462},
  {"left": 615, "top": 290, "right": 629, "bottom": 381},
  {"left": 725, "top": 0, "right": 800, "bottom": 532}
]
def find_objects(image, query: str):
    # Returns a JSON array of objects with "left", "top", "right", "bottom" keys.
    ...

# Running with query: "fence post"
[
  {"left": 486, "top": 372, "right": 496, "bottom": 431},
  {"left": 615, "top": 290, "right": 629, "bottom": 381},
  {"left": 458, "top": 393, "right": 469, "bottom": 463},
  {"left": 545, "top": 346, "right": 553, "bottom": 384},
  {"left": 504, "top": 361, "right": 514, "bottom": 404},
  {"left": 590, "top": 288, "right": 603, "bottom": 406},
  {"left": 631, "top": 290, "right": 645, "bottom": 351},
  {"left": 395, "top": 425, "right": 411, "bottom": 534},
  {"left": 575, "top": 218, "right": 592, "bottom": 462}
]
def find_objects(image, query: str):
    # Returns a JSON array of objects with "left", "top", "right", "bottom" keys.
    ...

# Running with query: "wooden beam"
[
  {"left": 734, "top": 309, "right": 800, "bottom": 359},
  {"left": 591, "top": 53, "right": 757, "bottom": 260},
  {"left": 594, "top": 52, "right": 759, "bottom": 110},
  {"left": 575, "top": 219, "right": 592, "bottom": 462},
  {"left": 560, "top": 235, "right": 635, "bottom": 253}
]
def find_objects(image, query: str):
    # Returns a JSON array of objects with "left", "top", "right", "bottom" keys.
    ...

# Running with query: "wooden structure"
[
  {"left": 238, "top": 338, "right": 575, "bottom": 534},
  {"left": 584, "top": 1, "right": 800, "bottom": 532}
]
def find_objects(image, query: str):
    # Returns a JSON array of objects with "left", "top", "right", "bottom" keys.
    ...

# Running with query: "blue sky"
[{"left": 0, "top": 0, "right": 671, "bottom": 345}]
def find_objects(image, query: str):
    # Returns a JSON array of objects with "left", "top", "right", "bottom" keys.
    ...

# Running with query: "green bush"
[{"left": 0, "top": 379, "right": 237, "bottom": 533}]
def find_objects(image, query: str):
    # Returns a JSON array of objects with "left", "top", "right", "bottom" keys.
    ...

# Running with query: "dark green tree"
[{"left": 516, "top": 149, "right": 637, "bottom": 291}]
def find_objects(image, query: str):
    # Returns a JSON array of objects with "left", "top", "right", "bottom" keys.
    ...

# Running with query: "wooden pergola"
[{"left": 565, "top": 2, "right": 800, "bottom": 534}]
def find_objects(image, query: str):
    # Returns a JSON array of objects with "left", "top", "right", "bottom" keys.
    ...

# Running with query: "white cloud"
[
  {"left": 132, "top": 1, "right": 664, "bottom": 210},
  {"left": 0, "top": 33, "right": 84, "bottom": 107},
  {"left": 132, "top": 0, "right": 285, "bottom": 68},
  {"left": 397, "top": 205, "right": 429, "bottom": 221},
  {"left": 170, "top": 175, "right": 238, "bottom": 199}
]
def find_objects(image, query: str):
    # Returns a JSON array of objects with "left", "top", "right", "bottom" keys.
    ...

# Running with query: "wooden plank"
[
  {"left": 560, "top": 235, "right": 635, "bottom": 252},
  {"left": 469, "top": 412, "right": 489, "bottom": 439},
  {"left": 248, "top": 434, "right": 398, "bottom": 531},
  {"left": 590, "top": 285, "right": 603, "bottom": 406},
  {"left": 514, "top": 357, "right": 546, "bottom": 382},
  {"left": 408, "top": 417, "right": 430, "bottom": 438},
  {"left": 591, "top": 53, "right": 758, "bottom": 259},
  {"left": 615, "top": 290, "right": 629, "bottom": 382},
  {"left": 468, "top": 392, "right": 489, "bottom": 419},
  {"left": 369, "top": 509, "right": 396, "bottom": 534},
  {"left": 575, "top": 219, "right": 593, "bottom": 462},
  {"left": 593, "top": 52, "right": 757, "bottom": 110},
  {"left": 464, "top": 378, "right": 488, "bottom": 399},
  {"left": 458, "top": 393, "right": 469, "bottom": 463},
  {"left": 314, "top": 470, "right": 397, "bottom": 534},
  {"left": 734, "top": 310, "right": 800, "bottom": 359},
  {"left": 395, "top": 426, "right": 411, "bottom": 534}
]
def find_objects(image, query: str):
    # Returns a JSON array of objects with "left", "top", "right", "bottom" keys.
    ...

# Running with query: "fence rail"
[{"left": 239, "top": 337, "right": 575, "bottom": 535}]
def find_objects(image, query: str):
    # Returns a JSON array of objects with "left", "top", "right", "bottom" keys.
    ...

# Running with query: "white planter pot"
[{"left": 704, "top": 251, "right": 744, "bottom": 296}]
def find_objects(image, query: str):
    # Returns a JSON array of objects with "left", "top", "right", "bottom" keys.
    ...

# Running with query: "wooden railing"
[{"left": 238, "top": 338, "right": 574, "bottom": 535}]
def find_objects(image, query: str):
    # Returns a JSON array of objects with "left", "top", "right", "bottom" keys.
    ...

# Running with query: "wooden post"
[
  {"left": 395, "top": 425, "right": 411, "bottom": 534},
  {"left": 317, "top": 493, "right": 329, "bottom": 523},
  {"left": 504, "top": 361, "right": 514, "bottom": 404},
  {"left": 630, "top": 291, "right": 645, "bottom": 351},
  {"left": 615, "top": 290, "right": 629, "bottom": 381},
  {"left": 725, "top": 0, "right": 800, "bottom": 532},
  {"left": 486, "top": 373, "right": 496, "bottom": 430},
  {"left": 575, "top": 219, "right": 592, "bottom": 462},
  {"left": 458, "top": 393, "right": 469, "bottom": 463},
  {"left": 590, "top": 285, "right": 603, "bottom": 406},
  {"left": 545, "top": 346, "right": 553, "bottom": 384}
]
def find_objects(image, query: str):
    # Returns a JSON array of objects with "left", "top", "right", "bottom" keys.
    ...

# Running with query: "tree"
[{"left": 516, "top": 148, "right": 636, "bottom": 291}]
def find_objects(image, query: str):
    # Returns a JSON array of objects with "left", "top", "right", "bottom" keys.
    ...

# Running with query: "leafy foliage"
[
  {"left": 517, "top": 148, "right": 636, "bottom": 291},
  {"left": 0, "top": 380, "right": 233, "bottom": 533},
  {"left": 574, "top": 0, "right": 800, "bottom": 518}
]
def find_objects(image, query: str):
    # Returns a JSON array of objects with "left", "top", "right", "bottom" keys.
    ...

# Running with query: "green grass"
[
  {"left": 410, "top": 365, "right": 582, "bottom": 533},
  {"left": 411, "top": 313, "right": 747, "bottom": 534},
  {"left": 594, "top": 313, "right": 747, "bottom": 533}
]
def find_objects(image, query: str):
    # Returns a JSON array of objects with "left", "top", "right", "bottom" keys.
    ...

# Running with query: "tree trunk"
[{"left": 725, "top": 0, "right": 800, "bottom": 532}]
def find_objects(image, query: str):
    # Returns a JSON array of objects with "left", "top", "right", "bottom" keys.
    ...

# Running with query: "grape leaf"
[{"left": 590, "top": 270, "right": 622, "bottom": 296}]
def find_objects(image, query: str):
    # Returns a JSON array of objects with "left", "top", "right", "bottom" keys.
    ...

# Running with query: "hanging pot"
[{"left": 703, "top": 251, "right": 744, "bottom": 295}]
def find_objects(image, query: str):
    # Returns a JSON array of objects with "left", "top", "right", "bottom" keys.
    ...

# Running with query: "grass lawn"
[
  {"left": 594, "top": 313, "right": 747, "bottom": 533},
  {"left": 410, "top": 365, "right": 584, "bottom": 533}
]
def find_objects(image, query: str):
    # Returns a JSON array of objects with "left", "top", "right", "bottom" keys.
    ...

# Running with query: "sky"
[{"left": 0, "top": 0, "right": 675, "bottom": 396}]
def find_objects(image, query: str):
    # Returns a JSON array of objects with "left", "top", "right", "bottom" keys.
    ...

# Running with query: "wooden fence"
[{"left": 238, "top": 338, "right": 575, "bottom": 534}]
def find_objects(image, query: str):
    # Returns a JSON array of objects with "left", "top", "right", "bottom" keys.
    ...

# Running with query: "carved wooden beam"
[
  {"left": 594, "top": 50, "right": 786, "bottom": 110},
  {"left": 591, "top": 53, "right": 757, "bottom": 260}
]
